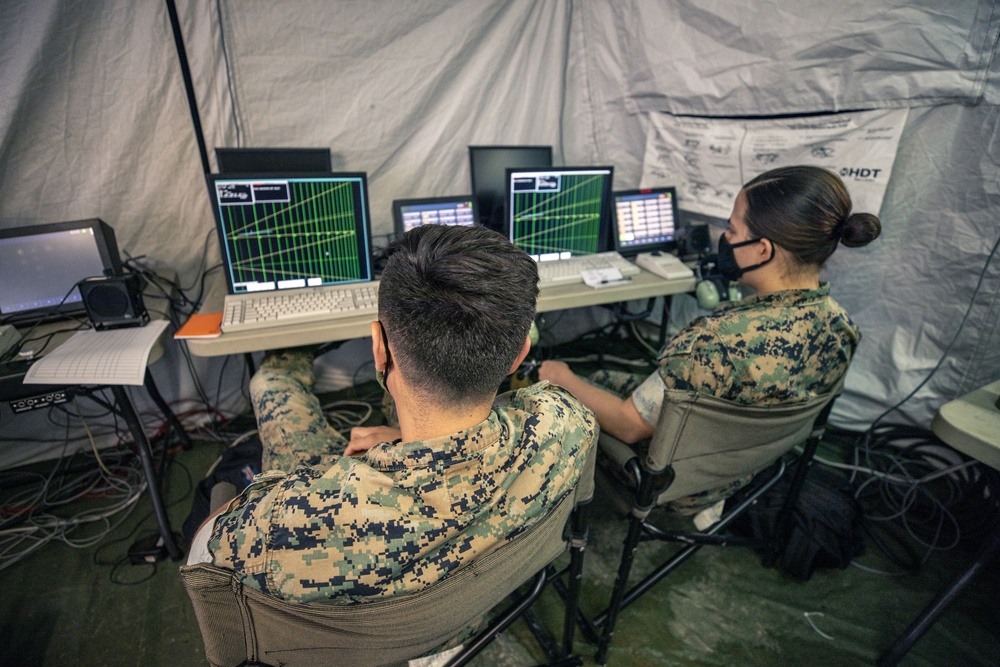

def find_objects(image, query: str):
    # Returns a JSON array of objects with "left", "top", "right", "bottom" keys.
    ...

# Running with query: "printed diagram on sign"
[
  {"left": 641, "top": 108, "right": 908, "bottom": 219},
  {"left": 811, "top": 145, "right": 835, "bottom": 159}
]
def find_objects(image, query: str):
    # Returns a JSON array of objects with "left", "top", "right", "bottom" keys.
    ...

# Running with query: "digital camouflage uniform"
[
  {"left": 208, "top": 350, "right": 598, "bottom": 604},
  {"left": 592, "top": 284, "right": 858, "bottom": 513}
]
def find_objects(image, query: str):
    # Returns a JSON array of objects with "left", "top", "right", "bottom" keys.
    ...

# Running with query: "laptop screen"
[
  {"left": 612, "top": 187, "right": 679, "bottom": 256},
  {"left": 506, "top": 166, "right": 614, "bottom": 261},
  {"left": 392, "top": 196, "right": 477, "bottom": 235},
  {"left": 207, "top": 173, "right": 373, "bottom": 295},
  {"left": 0, "top": 219, "right": 121, "bottom": 323}
]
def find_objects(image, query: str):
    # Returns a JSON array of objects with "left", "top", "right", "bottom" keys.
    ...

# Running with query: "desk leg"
[
  {"left": 877, "top": 527, "right": 1000, "bottom": 667},
  {"left": 110, "top": 385, "right": 184, "bottom": 561},
  {"left": 143, "top": 369, "right": 192, "bottom": 450}
]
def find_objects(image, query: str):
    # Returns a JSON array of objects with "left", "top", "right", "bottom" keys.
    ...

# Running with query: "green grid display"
[
  {"left": 510, "top": 173, "right": 606, "bottom": 256},
  {"left": 219, "top": 180, "right": 363, "bottom": 289}
]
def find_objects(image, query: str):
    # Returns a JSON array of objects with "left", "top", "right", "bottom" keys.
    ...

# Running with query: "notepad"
[{"left": 23, "top": 320, "right": 168, "bottom": 386}]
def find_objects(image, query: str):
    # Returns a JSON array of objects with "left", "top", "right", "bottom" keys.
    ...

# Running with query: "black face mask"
[{"left": 716, "top": 235, "right": 774, "bottom": 281}]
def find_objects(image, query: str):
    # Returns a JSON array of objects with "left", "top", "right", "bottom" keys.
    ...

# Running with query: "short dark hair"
[
  {"left": 378, "top": 225, "right": 539, "bottom": 405},
  {"left": 742, "top": 166, "right": 882, "bottom": 267}
]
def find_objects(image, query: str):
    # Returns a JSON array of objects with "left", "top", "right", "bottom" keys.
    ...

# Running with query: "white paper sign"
[{"left": 641, "top": 109, "right": 908, "bottom": 219}]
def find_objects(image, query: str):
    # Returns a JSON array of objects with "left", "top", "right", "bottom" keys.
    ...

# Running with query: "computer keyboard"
[
  {"left": 221, "top": 282, "right": 379, "bottom": 333},
  {"left": 536, "top": 252, "right": 641, "bottom": 287}
]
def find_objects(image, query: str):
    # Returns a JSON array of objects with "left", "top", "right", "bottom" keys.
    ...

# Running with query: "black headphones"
[{"left": 695, "top": 255, "right": 740, "bottom": 309}]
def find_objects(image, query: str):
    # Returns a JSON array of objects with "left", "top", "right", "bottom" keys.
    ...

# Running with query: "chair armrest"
[
  {"left": 598, "top": 432, "right": 639, "bottom": 469},
  {"left": 599, "top": 431, "right": 643, "bottom": 486}
]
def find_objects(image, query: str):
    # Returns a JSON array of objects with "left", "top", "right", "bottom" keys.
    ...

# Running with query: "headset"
[{"left": 694, "top": 255, "right": 741, "bottom": 309}]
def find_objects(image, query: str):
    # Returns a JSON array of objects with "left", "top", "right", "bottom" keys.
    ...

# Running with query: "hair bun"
[{"left": 840, "top": 212, "right": 882, "bottom": 248}]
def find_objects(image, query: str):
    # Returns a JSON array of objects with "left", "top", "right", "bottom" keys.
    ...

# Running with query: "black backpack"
[
  {"left": 182, "top": 436, "right": 263, "bottom": 544},
  {"left": 732, "top": 461, "right": 864, "bottom": 581}
]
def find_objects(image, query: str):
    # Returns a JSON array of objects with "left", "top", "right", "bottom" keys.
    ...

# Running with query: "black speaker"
[
  {"left": 679, "top": 223, "right": 711, "bottom": 258},
  {"left": 79, "top": 274, "right": 149, "bottom": 330}
]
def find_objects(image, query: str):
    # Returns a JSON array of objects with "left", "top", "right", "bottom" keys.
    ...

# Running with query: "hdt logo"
[{"left": 840, "top": 167, "right": 882, "bottom": 180}]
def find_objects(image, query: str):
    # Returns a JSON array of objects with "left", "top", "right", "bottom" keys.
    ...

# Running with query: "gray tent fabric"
[{"left": 1, "top": 0, "right": 998, "bottom": 466}]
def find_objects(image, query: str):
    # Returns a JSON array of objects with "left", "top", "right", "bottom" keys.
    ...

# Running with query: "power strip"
[{"left": 10, "top": 389, "right": 71, "bottom": 413}]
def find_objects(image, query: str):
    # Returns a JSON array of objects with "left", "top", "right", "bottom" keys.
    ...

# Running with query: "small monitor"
[
  {"left": 612, "top": 187, "right": 679, "bottom": 256},
  {"left": 207, "top": 173, "right": 373, "bottom": 295},
  {"left": 469, "top": 145, "right": 553, "bottom": 232},
  {"left": 506, "top": 166, "right": 614, "bottom": 261},
  {"left": 215, "top": 147, "right": 332, "bottom": 174},
  {"left": 391, "top": 196, "right": 477, "bottom": 235},
  {"left": 0, "top": 219, "right": 122, "bottom": 323}
]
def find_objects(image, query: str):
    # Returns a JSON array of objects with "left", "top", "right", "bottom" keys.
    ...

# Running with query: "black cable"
[{"left": 861, "top": 231, "right": 1000, "bottom": 438}]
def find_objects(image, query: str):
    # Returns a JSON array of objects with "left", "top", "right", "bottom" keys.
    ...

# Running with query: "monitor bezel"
[
  {"left": 214, "top": 147, "right": 333, "bottom": 174},
  {"left": 206, "top": 172, "right": 374, "bottom": 296},
  {"left": 0, "top": 218, "right": 122, "bottom": 324},
  {"left": 505, "top": 165, "right": 615, "bottom": 258},
  {"left": 390, "top": 195, "right": 478, "bottom": 236},
  {"left": 468, "top": 145, "right": 553, "bottom": 233},
  {"left": 611, "top": 186, "right": 681, "bottom": 257}
]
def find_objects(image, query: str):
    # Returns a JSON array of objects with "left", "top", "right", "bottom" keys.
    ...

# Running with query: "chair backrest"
[
  {"left": 181, "top": 447, "right": 597, "bottom": 667},
  {"left": 647, "top": 381, "right": 843, "bottom": 504}
]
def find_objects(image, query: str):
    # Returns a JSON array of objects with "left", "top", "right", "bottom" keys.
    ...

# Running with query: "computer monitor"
[
  {"left": 207, "top": 173, "right": 373, "bottom": 295},
  {"left": 506, "top": 166, "right": 614, "bottom": 261},
  {"left": 391, "top": 196, "right": 477, "bottom": 235},
  {"left": 214, "top": 147, "right": 332, "bottom": 174},
  {"left": 0, "top": 218, "right": 122, "bottom": 323},
  {"left": 469, "top": 145, "right": 553, "bottom": 231},
  {"left": 612, "top": 187, "right": 679, "bottom": 256}
]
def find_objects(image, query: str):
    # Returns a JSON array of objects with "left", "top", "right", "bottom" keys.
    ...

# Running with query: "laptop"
[
  {"left": 391, "top": 195, "right": 477, "bottom": 235},
  {"left": 206, "top": 173, "right": 378, "bottom": 332},
  {"left": 0, "top": 218, "right": 122, "bottom": 325}
]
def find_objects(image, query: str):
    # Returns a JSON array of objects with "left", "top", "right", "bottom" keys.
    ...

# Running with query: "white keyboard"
[
  {"left": 536, "top": 252, "right": 641, "bottom": 287},
  {"left": 221, "top": 282, "right": 379, "bottom": 333}
]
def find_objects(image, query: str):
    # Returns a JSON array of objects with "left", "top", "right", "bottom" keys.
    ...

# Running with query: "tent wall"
[{"left": 1, "top": 0, "right": 998, "bottom": 465}]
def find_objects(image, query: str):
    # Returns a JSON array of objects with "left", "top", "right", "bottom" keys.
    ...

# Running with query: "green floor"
[{"left": 1, "top": 437, "right": 997, "bottom": 667}]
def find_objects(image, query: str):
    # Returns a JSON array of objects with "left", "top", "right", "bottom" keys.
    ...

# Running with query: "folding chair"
[
  {"left": 587, "top": 382, "right": 842, "bottom": 665},
  {"left": 180, "top": 447, "right": 596, "bottom": 667}
]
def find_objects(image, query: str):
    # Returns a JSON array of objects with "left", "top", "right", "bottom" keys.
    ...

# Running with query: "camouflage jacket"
[
  {"left": 630, "top": 284, "right": 859, "bottom": 423},
  {"left": 208, "top": 352, "right": 597, "bottom": 604}
]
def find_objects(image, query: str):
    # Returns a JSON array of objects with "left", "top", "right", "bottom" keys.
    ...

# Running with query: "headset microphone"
[{"left": 694, "top": 255, "right": 739, "bottom": 310}]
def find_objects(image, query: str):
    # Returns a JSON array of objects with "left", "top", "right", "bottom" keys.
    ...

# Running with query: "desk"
[
  {"left": 2, "top": 320, "right": 189, "bottom": 561},
  {"left": 185, "top": 269, "right": 697, "bottom": 357},
  {"left": 878, "top": 379, "right": 1000, "bottom": 666}
]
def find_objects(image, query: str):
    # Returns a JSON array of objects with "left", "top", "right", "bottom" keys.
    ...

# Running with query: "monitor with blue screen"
[
  {"left": 392, "top": 196, "right": 477, "bottom": 235},
  {"left": 612, "top": 186, "right": 679, "bottom": 256}
]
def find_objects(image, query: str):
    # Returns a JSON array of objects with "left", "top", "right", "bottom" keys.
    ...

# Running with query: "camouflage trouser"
[
  {"left": 588, "top": 369, "right": 751, "bottom": 516},
  {"left": 252, "top": 351, "right": 349, "bottom": 473}
]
